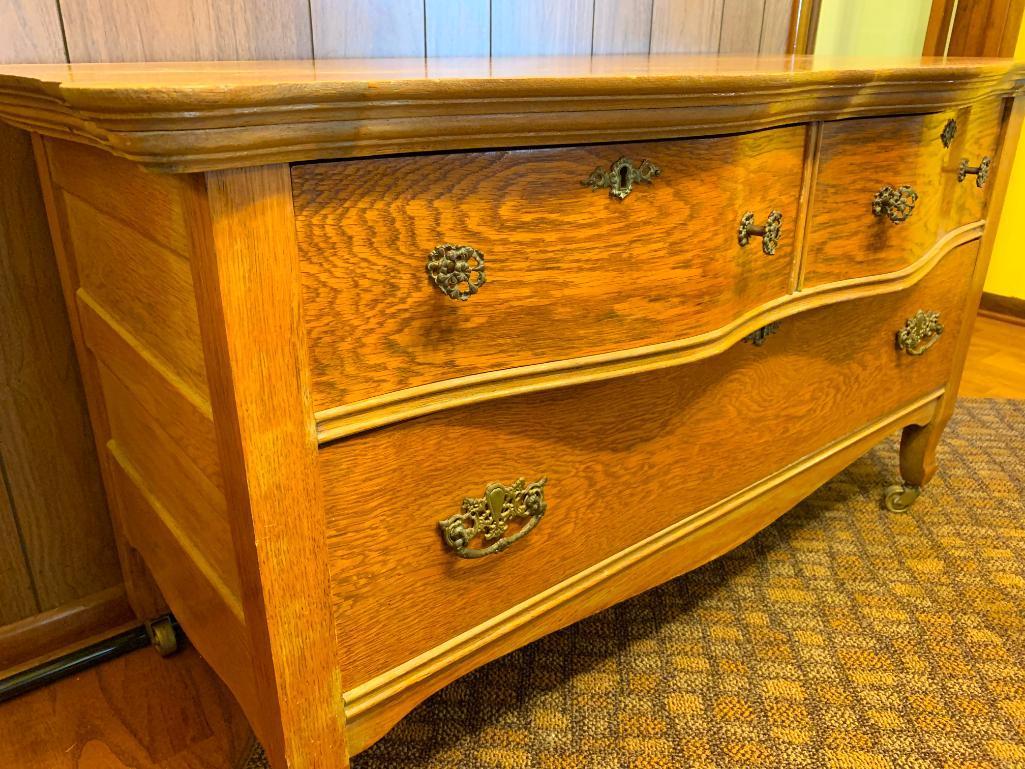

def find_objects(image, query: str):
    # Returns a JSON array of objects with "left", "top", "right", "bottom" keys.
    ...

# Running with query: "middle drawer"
[{"left": 292, "top": 128, "right": 806, "bottom": 410}]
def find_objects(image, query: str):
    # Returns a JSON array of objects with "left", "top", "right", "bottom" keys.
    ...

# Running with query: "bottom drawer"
[{"left": 320, "top": 242, "right": 978, "bottom": 689}]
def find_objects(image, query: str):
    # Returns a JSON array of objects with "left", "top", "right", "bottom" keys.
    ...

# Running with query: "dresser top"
[{"left": 1, "top": 55, "right": 1021, "bottom": 173}]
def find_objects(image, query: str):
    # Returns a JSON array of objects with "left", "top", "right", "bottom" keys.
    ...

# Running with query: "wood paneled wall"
[{"left": 0, "top": 0, "right": 800, "bottom": 672}]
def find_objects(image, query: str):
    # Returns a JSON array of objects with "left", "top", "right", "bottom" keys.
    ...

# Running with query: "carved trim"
[
  {"left": 341, "top": 391, "right": 944, "bottom": 754},
  {"left": 0, "top": 64, "right": 1021, "bottom": 172},
  {"left": 315, "top": 222, "right": 983, "bottom": 444}
]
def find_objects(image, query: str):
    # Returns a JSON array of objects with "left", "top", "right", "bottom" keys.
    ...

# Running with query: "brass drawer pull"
[
  {"left": 897, "top": 310, "right": 943, "bottom": 356},
  {"left": 738, "top": 210, "right": 782, "bottom": 255},
  {"left": 426, "top": 244, "right": 486, "bottom": 301},
  {"left": 582, "top": 156, "right": 660, "bottom": 200},
  {"left": 958, "top": 157, "right": 991, "bottom": 187},
  {"left": 438, "top": 477, "right": 548, "bottom": 559},
  {"left": 872, "top": 185, "right": 918, "bottom": 224}
]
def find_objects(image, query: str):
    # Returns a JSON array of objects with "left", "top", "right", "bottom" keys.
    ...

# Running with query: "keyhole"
[{"left": 618, "top": 165, "right": 630, "bottom": 188}]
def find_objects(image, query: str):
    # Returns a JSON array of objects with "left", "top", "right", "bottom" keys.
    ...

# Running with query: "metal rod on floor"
[{"left": 0, "top": 616, "right": 181, "bottom": 704}]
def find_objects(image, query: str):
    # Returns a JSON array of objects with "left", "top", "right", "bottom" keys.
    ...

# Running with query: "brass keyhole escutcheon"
[{"left": 582, "top": 157, "right": 661, "bottom": 200}]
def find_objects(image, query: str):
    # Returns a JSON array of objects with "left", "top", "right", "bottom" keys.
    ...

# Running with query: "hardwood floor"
[
  {"left": 0, "top": 646, "right": 253, "bottom": 769},
  {"left": 0, "top": 314, "right": 1021, "bottom": 769},
  {"left": 960, "top": 313, "right": 1025, "bottom": 398}
]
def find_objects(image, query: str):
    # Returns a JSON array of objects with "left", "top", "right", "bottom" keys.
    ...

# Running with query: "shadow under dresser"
[{"left": 0, "top": 55, "right": 1021, "bottom": 768}]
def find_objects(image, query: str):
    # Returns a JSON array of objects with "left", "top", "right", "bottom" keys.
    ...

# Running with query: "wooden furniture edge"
[
  {"left": 0, "top": 585, "right": 134, "bottom": 675},
  {"left": 315, "top": 221, "right": 983, "bottom": 443},
  {"left": 341, "top": 390, "right": 943, "bottom": 754},
  {"left": 28, "top": 134, "right": 168, "bottom": 621},
  {"left": 0, "top": 61, "right": 1022, "bottom": 171},
  {"left": 184, "top": 165, "right": 348, "bottom": 768},
  {"left": 979, "top": 290, "right": 1025, "bottom": 325}
]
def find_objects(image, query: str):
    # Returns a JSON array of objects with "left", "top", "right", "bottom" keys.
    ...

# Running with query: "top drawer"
[
  {"left": 293, "top": 128, "right": 806, "bottom": 410},
  {"left": 802, "top": 101, "right": 1005, "bottom": 288}
]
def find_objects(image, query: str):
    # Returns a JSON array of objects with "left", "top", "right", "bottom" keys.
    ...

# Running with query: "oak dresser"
[{"left": 0, "top": 56, "right": 1021, "bottom": 768}]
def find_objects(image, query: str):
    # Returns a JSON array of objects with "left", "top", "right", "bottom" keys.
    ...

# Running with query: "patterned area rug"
[{"left": 244, "top": 398, "right": 1025, "bottom": 769}]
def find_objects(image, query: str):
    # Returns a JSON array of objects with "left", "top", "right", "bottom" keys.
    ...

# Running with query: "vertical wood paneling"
[
  {"left": 491, "top": 0, "right": 594, "bottom": 56},
  {"left": 426, "top": 0, "right": 489, "bottom": 57},
  {"left": 0, "top": 458, "right": 36, "bottom": 625},
  {"left": 593, "top": 0, "right": 655, "bottom": 54},
  {"left": 0, "top": 0, "right": 67, "bottom": 63},
  {"left": 312, "top": 0, "right": 424, "bottom": 58},
  {"left": 759, "top": 0, "right": 795, "bottom": 53},
  {"left": 0, "top": 122, "right": 121, "bottom": 612},
  {"left": 650, "top": 0, "right": 725, "bottom": 53},
  {"left": 60, "top": 0, "right": 312, "bottom": 62},
  {"left": 719, "top": 0, "right": 766, "bottom": 53}
]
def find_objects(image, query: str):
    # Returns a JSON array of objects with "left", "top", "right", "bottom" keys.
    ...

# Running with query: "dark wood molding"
[
  {"left": 925, "top": 0, "right": 1025, "bottom": 56},
  {"left": 980, "top": 291, "right": 1025, "bottom": 325}
]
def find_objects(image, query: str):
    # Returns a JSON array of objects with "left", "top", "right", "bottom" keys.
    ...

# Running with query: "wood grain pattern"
[
  {"left": 952, "top": 98, "right": 1006, "bottom": 224},
  {"left": 593, "top": 0, "right": 655, "bottom": 54},
  {"left": 719, "top": 0, "right": 766, "bottom": 53},
  {"left": 961, "top": 315, "right": 1025, "bottom": 398},
  {"left": 0, "top": 644, "right": 253, "bottom": 769},
  {"left": 343, "top": 392, "right": 942, "bottom": 754},
  {"left": 898, "top": 95, "right": 1023, "bottom": 492},
  {"left": 0, "top": 467, "right": 36, "bottom": 625},
  {"left": 1, "top": 57, "right": 1022, "bottom": 173},
  {"left": 63, "top": 197, "right": 210, "bottom": 399},
  {"left": 0, "top": 0, "right": 67, "bottom": 64},
  {"left": 491, "top": 0, "right": 594, "bottom": 55},
  {"left": 802, "top": 111, "right": 957, "bottom": 288},
  {"left": 321, "top": 241, "right": 977, "bottom": 690},
  {"left": 77, "top": 295, "right": 221, "bottom": 491},
  {"left": 295, "top": 128, "right": 807, "bottom": 409},
  {"left": 759, "top": 0, "right": 795, "bottom": 53},
  {"left": 0, "top": 122, "right": 120, "bottom": 614},
  {"left": 100, "top": 366, "right": 238, "bottom": 599},
  {"left": 312, "top": 0, "right": 425, "bottom": 58},
  {"left": 0, "top": 585, "right": 133, "bottom": 674},
  {"left": 425, "top": 0, "right": 490, "bottom": 57},
  {"left": 187, "top": 165, "right": 347, "bottom": 769},
  {"left": 60, "top": 0, "right": 313, "bottom": 62},
  {"left": 651, "top": 0, "right": 724, "bottom": 52},
  {"left": 33, "top": 135, "right": 170, "bottom": 624}
]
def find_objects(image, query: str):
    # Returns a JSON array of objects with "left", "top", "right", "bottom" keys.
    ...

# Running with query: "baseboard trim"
[
  {"left": 980, "top": 291, "right": 1025, "bottom": 326},
  {"left": 0, "top": 585, "right": 135, "bottom": 676}
]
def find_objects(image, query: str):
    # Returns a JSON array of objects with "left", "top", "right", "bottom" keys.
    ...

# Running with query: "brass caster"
[
  {"left": 884, "top": 483, "right": 921, "bottom": 513},
  {"left": 145, "top": 615, "right": 180, "bottom": 657}
]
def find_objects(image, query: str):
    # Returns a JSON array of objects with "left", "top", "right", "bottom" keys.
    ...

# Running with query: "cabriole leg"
[{"left": 884, "top": 418, "right": 946, "bottom": 512}]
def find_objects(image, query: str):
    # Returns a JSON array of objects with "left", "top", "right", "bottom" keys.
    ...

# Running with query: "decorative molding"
[
  {"left": 315, "top": 222, "right": 983, "bottom": 444},
  {"left": 0, "top": 59, "right": 1022, "bottom": 171},
  {"left": 341, "top": 390, "right": 943, "bottom": 754},
  {"left": 979, "top": 291, "right": 1025, "bottom": 326}
]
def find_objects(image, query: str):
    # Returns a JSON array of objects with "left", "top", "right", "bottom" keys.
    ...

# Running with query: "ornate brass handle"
[
  {"left": 872, "top": 185, "right": 918, "bottom": 224},
  {"left": 940, "top": 119, "right": 957, "bottom": 148},
  {"left": 737, "top": 210, "right": 783, "bottom": 255},
  {"left": 426, "top": 244, "right": 486, "bottom": 301},
  {"left": 582, "top": 157, "right": 660, "bottom": 200},
  {"left": 958, "top": 157, "right": 991, "bottom": 187},
  {"left": 897, "top": 310, "right": 943, "bottom": 356},
  {"left": 438, "top": 477, "right": 548, "bottom": 559}
]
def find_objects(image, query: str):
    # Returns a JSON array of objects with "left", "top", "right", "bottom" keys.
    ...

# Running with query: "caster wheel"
[
  {"left": 145, "top": 616, "right": 180, "bottom": 657},
  {"left": 884, "top": 483, "right": 921, "bottom": 513}
]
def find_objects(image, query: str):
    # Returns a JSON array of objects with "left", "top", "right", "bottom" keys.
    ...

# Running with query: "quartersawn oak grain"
[
  {"left": 294, "top": 128, "right": 806, "bottom": 409},
  {"left": 321, "top": 241, "right": 977, "bottom": 690}
]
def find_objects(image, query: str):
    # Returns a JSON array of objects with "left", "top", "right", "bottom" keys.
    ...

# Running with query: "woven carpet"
[{"left": 244, "top": 398, "right": 1025, "bottom": 769}]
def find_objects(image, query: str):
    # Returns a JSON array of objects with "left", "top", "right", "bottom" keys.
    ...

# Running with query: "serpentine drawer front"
[
  {"left": 1, "top": 57, "right": 1021, "bottom": 769},
  {"left": 292, "top": 129, "right": 806, "bottom": 409}
]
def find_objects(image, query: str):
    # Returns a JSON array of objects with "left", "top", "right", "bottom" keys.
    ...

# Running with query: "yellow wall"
[
  {"left": 814, "top": 0, "right": 932, "bottom": 57},
  {"left": 984, "top": 23, "right": 1025, "bottom": 300}
]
